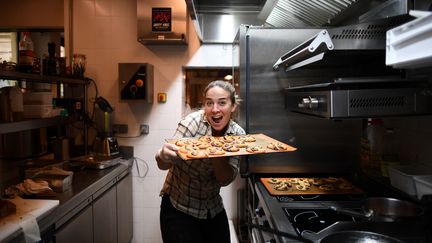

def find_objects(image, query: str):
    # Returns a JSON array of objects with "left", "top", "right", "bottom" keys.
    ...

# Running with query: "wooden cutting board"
[
  {"left": 167, "top": 133, "right": 297, "bottom": 160},
  {"left": 0, "top": 197, "right": 59, "bottom": 241},
  {"left": 261, "top": 177, "right": 364, "bottom": 196}
]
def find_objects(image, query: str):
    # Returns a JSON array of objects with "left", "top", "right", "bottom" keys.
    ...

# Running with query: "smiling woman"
[{"left": 155, "top": 80, "right": 245, "bottom": 243}]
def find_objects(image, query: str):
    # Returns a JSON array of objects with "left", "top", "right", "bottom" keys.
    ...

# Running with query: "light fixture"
[{"left": 224, "top": 74, "right": 233, "bottom": 81}]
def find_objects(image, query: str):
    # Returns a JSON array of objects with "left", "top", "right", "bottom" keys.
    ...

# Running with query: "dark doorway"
[{"left": 184, "top": 67, "right": 239, "bottom": 111}]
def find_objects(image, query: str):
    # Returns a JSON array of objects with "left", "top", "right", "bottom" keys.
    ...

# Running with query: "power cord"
[{"left": 133, "top": 156, "right": 149, "bottom": 179}]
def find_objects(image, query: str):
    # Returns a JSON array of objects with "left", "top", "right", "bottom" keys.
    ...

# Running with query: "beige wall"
[{"left": 0, "top": 0, "right": 64, "bottom": 29}]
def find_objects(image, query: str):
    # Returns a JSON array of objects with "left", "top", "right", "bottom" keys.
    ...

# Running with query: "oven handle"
[{"left": 246, "top": 223, "right": 313, "bottom": 243}]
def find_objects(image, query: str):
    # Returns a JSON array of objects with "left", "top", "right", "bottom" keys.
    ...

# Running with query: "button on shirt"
[{"left": 160, "top": 110, "right": 245, "bottom": 219}]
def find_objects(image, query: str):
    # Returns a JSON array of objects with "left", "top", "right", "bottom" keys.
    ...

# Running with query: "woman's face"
[{"left": 204, "top": 86, "right": 237, "bottom": 132}]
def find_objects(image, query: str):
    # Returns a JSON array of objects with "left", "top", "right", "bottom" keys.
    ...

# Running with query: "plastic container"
[
  {"left": 413, "top": 175, "right": 432, "bottom": 200},
  {"left": 388, "top": 164, "right": 432, "bottom": 196}
]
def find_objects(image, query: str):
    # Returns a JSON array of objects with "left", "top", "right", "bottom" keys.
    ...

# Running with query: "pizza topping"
[
  {"left": 222, "top": 143, "right": 240, "bottom": 152},
  {"left": 217, "top": 136, "right": 234, "bottom": 144},
  {"left": 242, "top": 135, "right": 256, "bottom": 142},
  {"left": 267, "top": 142, "right": 288, "bottom": 151},
  {"left": 267, "top": 178, "right": 281, "bottom": 184},
  {"left": 197, "top": 142, "right": 210, "bottom": 149},
  {"left": 295, "top": 184, "right": 310, "bottom": 191},
  {"left": 186, "top": 150, "right": 206, "bottom": 159},
  {"left": 246, "top": 145, "right": 265, "bottom": 153},
  {"left": 179, "top": 145, "right": 198, "bottom": 154},
  {"left": 175, "top": 140, "right": 188, "bottom": 146},
  {"left": 319, "top": 184, "right": 335, "bottom": 191},
  {"left": 210, "top": 140, "right": 224, "bottom": 147},
  {"left": 275, "top": 183, "right": 289, "bottom": 191},
  {"left": 206, "top": 147, "right": 225, "bottom": 155},
  {"left": 199, "top": 136, "right": 214, "bottom": 143},
  {"left": 232, "top": 140, "right": 247, "bottom": 148}
]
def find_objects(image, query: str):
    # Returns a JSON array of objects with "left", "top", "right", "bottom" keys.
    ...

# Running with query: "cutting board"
[
  {"left": 167, "top": 133, "right": 297, "bottom": 160},
  {"left": 0, "top": 197, "right": 59, "bottom": 241},
  {"left": 261, "top": 177, "right": 364, "bottom": 196}
]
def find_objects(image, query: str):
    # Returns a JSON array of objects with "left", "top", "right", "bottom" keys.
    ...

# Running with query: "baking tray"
[
  {"left": 167, "top": 133, "right": 296, "bottom": 160},
  {"left": 260, "top": 177, "right": 364, "bottom": 196}
]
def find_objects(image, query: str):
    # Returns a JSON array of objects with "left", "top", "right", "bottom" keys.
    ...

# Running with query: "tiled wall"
[{"left": 72, "top": 0, "right": 239, "bottom": 242}]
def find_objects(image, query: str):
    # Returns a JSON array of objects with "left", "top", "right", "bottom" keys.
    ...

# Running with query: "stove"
[{"left": 251, "top": 181, "right": 429, "bottom": 243}]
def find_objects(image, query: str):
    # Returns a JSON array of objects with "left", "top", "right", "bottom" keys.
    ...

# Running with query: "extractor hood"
[
  {"left": 186, "top": 0, "right": 431, "bottom": 43},
  {"left": 137, "top": 0, "right": 188, "bottom": 45}
]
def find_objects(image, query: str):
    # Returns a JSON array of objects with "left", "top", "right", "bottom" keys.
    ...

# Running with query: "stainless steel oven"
[{"left": 233, "top": 16, "right": 432, "bottom": 243}]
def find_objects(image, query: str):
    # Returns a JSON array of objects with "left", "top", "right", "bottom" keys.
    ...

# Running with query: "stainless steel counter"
[{"left": 4, "top": 158, "right": 133, "bottom": 243}]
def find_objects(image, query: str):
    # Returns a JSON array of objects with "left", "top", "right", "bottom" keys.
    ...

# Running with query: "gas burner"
[{"left": 284, "top": 208, "right": 364, "bottom": 236}]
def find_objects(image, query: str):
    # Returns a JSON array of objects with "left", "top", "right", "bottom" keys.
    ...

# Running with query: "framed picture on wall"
[{"left": 152, "top": 8, "right": 171, "bottom": 32}]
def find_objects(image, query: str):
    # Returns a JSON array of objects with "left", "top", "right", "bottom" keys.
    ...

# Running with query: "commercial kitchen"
[{"left": 1, "top": 0, "right": 432, "bottom": 242}]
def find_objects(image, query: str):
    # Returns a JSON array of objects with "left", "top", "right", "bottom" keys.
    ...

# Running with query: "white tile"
[{"left": 111, "top": 17, "right": 137, "bottom": 47}]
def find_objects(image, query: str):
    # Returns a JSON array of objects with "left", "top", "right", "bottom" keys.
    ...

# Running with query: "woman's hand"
[{"left": 156, "top": 143, "right": 179, "bottom": 170}]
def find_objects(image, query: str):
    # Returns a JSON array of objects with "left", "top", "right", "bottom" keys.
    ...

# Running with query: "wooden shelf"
[{"left": 0, "top": 70, "right": 89, "bottom": 85}]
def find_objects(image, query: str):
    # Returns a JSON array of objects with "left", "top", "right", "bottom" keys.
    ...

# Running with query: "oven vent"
[
  {"left": 331, "top": 18, "right": 409, "bottom": 40},
  {"left": 349, "top": 96, "right": 406, "bottom": 109},
  {"left": 285, "top": 86, "right": 432, "bottom": 119}
]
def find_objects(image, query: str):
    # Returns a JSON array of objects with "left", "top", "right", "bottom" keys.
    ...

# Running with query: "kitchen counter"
[
  {"left": 1, "top": 157, "right": 133, "bottom": 243},
  {"left": 254, "top": 181, "right": 429, "bottom": 243}
]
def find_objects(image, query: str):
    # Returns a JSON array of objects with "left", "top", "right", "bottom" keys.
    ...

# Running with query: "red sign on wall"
[{"left": 152, "top": 8, "right": 171, "bottom": 32}]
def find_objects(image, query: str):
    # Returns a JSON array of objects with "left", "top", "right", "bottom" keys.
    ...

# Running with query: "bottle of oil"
[{"left": 18, "top": 32, "right": 35, "bottom": 73}]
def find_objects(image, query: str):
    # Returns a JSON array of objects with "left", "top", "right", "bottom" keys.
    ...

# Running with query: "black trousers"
[{"left": 160, "top": 195, "right": 231, "bottom": 243}]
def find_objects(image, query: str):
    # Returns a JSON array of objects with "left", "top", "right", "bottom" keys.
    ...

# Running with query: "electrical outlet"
[
  {"left": 140, "top": 124, "right": 149, "bottom": 135},
  {"left": 113, "top": 124, "right": 128, "bottom": 134}
]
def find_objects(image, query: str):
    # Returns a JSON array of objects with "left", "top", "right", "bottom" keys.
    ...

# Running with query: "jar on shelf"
[{"left": 18, "top": 32, "right": 35, "bottom": 73}]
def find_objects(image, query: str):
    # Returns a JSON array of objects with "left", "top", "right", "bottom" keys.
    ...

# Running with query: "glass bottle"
[
  {"left": 364, "top": 118, "right": 385, "bottom": 178},
  {"left": 18, "top": 32, "right": 35, "bottom": 73}
]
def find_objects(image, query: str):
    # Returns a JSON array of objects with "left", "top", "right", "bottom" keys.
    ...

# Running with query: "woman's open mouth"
[{"left": 212, "top": 116, "right": 223, "bottom": 124}]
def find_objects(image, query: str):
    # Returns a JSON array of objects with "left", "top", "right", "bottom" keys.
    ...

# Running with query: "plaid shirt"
[{"left": 160, "top": 110, "right": 245, "bottom": 219}]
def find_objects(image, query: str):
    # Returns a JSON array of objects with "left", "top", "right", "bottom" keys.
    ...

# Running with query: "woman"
[{"left": 155, "top": 80, "right": 245, "bottom": 243}]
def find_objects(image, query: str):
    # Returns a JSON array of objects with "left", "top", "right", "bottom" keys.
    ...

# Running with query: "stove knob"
[
  {"left": 254, "top": 207, "right": 265, "bottom": 217},
  {"left": 265, "top": 239, "right": 276, "bottom": 243}
]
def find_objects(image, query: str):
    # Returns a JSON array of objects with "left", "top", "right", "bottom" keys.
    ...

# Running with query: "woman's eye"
[
  {"left": 205, "top": 101, "right": 213, "bottom": 107},
  {"left": 218, "top": 101, "right": 226, "bottom": 106}
]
